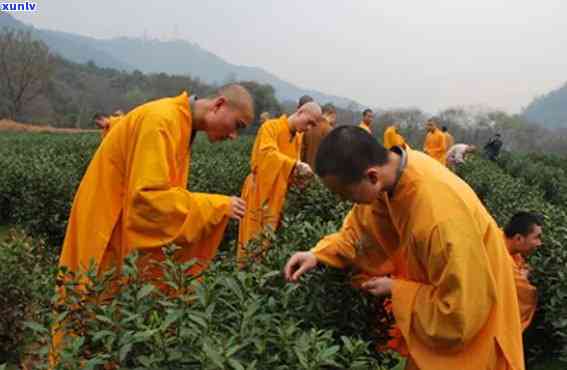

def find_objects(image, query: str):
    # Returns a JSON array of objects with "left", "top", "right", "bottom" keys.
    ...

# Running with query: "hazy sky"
[{"left": 14, "top": 0, "right": 567, "bottom": 113}]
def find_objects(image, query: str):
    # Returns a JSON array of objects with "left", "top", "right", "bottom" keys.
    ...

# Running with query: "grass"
[{"left": 0, "top": 224, "right": 11, "bottom": 241}]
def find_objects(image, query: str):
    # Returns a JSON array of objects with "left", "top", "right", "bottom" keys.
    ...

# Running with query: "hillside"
[
  {"left": 0, "top": 13, "right": 363, "bottom": 109},
  {"left": 523, "top": 82, "right": 567, "bottom": 129}
]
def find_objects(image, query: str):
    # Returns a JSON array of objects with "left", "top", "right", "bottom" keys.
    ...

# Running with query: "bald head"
[
  {"left": 209, "top": 84, "right": 255, "bottom": 123},
  {"left": 290, "top": 101, "right": 322, "bottom": 133},
  {"left": 298, "top": 101, "right": 322, "bottom": 116}
]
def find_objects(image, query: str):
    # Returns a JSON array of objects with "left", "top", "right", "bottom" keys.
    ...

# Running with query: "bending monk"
[
  {"left": 237, "top": 102, "right": 322, "bottom": 264},
  {"left": 423, "top": 118, "right": 447, "bottom": 165},
  {"left": 383, "top": 122, "right": 407, "bottom": 150},
  {"left": 285, "top": 126, "right": 524, "bottom": 370},
  {"left": 301, "top": 103, "right": 337, "bottom": 169},
  {"left": 504, "top": 211, "right": 543, "bottom": 331},
  {"left": 60, "top": 84, "right": 254, "bottom": 284}
]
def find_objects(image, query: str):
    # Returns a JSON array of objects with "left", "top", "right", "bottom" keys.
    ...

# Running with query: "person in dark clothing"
[{"left": 484, "top": 133, "right": 503, "bottom": 161}]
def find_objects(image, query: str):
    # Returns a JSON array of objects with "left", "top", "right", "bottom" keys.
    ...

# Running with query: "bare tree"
[{"left": 0, "top": 28, "right": 53, "bottom": 120}]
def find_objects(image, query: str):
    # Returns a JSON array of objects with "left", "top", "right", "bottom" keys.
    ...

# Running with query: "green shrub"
[{"left": 0, "top": 231, "right": 56, "bottom": 363}]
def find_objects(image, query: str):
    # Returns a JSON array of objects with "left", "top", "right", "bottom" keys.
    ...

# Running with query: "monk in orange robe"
[
  {"left": 285, "top": 126, "right": 525, "bottom": 370},
  {"left": 423, "top": 118, "right": 447, "bottom": 165},
  {"left": 301, "top": 103, "right": 337, "bottom": 169},
  {"left": 60, "top": 84, "right": 254, "bottom": 283},
  {"left": 383, "top": 122, "right": 407, "bottom": 150},
  {"left": 237, "top": 102, "right": 323, "bottom": 263},
  {"left": 358, "top": 108, "right": 374, "bottom": 134},
  {"left": 504, "top": 212, "right": 543, "bottom": 331}
]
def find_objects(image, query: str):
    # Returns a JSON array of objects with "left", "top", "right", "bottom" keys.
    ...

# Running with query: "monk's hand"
[
  {"left": 229, "top": 196, "right": 246, "bottom": 220},
  {"left": 292, "top": 162, "right": 314, "bottom": 189},
  {"left": 284, "top": 251, "right": 318, "bottom": 282},
  {"left": 362, "top": 277, "right": 393, "bottom": 297}
]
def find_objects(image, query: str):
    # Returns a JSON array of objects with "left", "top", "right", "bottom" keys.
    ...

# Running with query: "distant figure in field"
[
  {"left": 484, "top": 133, "right": 503, "bottom": 161},
  {"left": 238, "top": 102, "right": 322, "bottom": 264},
  {"left": 359, "top": 108, "right": 374, "bottom": 134},
  {"left": 504, "top": 211, "right": 543, "bottom": 331},
  {"left": 446, "top": 143, "right": 476, "bottom": 168},
  {"left": 93, "top": 111, "right": 125, "bottom": 139},
  {"left": 441, "top": 126, "right": 455, "bottom": 149},
  {"left": 423, "top": 118, "right": 447, "bottom": 165},
  {"left": 259, "top": 112, "right": 271, "bottom": 124},
  {"left": 297, "top": 95, "right": 314, "bottom": 109},
  {"left": 383, "top": 121, "right": 407, "bottom": 149},
  {"left": 301, "top": 103, "right": 337, "bottom": 169}
]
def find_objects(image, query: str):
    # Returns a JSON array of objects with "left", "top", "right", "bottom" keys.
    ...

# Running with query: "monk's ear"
[
  {"left": 213, "top": 96, "right": 228, "bottom": 111},
  {"left": 365, "top": 167, "right": 380, "bottom": 185}
]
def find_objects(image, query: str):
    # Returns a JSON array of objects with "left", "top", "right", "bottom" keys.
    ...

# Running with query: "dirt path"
[{"left": 0, "top": 119, "right": 97, "bottom": 133}]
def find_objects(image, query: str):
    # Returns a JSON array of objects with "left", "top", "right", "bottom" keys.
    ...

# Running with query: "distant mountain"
[
  {"left": 0, "top": 13, "right": 363, "bottom": 109},
  {"left": 522, "top": 82, "right": 567, "bottom": 129}
]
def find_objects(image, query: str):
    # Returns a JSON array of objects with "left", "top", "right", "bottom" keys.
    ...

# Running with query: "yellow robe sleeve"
[
  {"left": 383, "top": 128, "right": 395, "bottom": 149},
  {"left": 255, "top": 122, "right": 298, "bottom": 189},
  {"left": 391, "top": 218, "right": 497, "bottom": 352},
  {"left": 125, "top": 115, "right": 232, "bottom": 250},
  {"left": 424, "top": 131, "right": 447, "bottom": 164},
  {"left": 512, "top": 255, "right": 537, "bottom": 331},
  {"left": 311, "top": 208, "right": 363, "bottom": 268}
]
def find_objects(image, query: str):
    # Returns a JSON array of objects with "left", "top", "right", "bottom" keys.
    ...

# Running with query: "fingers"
[
  {"left": 284, "top": 254, "right": 301, "bottom": 281},
  {"left": 230, "top": 197, "right": 246, "bottom": 220}
]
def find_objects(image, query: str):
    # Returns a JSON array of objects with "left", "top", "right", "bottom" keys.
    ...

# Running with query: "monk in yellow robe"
[
  {"left": 504, "top": 212, "right": 543, "bottom": 331},
  {"left": 285, "top": 126, "right": 525, "bottom": 370},
  {"left": 301, "top": 103, "right": 337, "bottom": 169},
  {"left": 60, "top": 84, "right": 254, "bottom": 283},
  {"left": 423, "top": 118, "right": 447, "bottom": 165},
  {"left": 441, "top": 126, "right": 455, "bottom": 150},
  {"left": 358, "top": 108, "right": 374, "bottom": 134},
  {"left": 383, "top": 122, "right": 407, "bottom": 149},
  {"left": 237, "top": 102, "right": 323, "bottom": 263}
]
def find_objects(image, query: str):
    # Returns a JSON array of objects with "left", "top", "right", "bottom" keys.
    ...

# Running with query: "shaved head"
[
  {"left": 209, "top": 84, "right": 255, "bottom": 123},
  {"left": 298, "top": 101, "right": 322, "bottom": 116}
]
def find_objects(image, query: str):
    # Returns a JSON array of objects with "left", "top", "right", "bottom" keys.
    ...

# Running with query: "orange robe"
[
  {"left": 311, "top": 149, "right": 524, "bottom": 370},
  {"left": 237, "top": 116, "right": 302, "bottom": 261},
  {"left": 383, "top": 126, "right": 406, "bottom": 149},
  {"left": 59, "top": 92, "right": 232, "bottom": 281},
  {"left": 510, "top": 253, "right": 537, "bottom": 331},
  {"left": 358, "top": 121, "right": 372, "bottom": 134},
  {"left": 423, "top": 128, "right": 447, "bottom": 165},
  {"left": 301, "top": 118, "right": 332, "bottom": 169}
]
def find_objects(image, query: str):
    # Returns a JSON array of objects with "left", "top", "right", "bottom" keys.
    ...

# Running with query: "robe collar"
[{"left": 387, "top": 146, "right": 408, "bottom": 198}]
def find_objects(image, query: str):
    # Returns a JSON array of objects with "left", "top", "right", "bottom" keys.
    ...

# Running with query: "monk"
[
  {"left": 285, "top": 126, "right": 525, "bottom": 370},
  {"left": 237, "top": 102, "right": 323, "bottom": 263},
  {"left": 60, "top": 84, "right": 254, "bottom": 283},
  {"left": 423, "top": 118, "right": 447, "bottom": 165},
  {"left": 359, "top": 108, "right": 374, "bottom": 134},
  {"left": 441, "top": 126, "right": 455, "bottom": 149},
  {"left": 383, "top": 122, "right": 407, "bottom": 150},
  {"left": 301, "top": 103, "right": 337, "bottom": 169},
  {"left": 504, "top": 212, "right": 543, "bottom": 331},
  {"left": 93, "top": 111, "right": 125, "bottom": 139}
]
